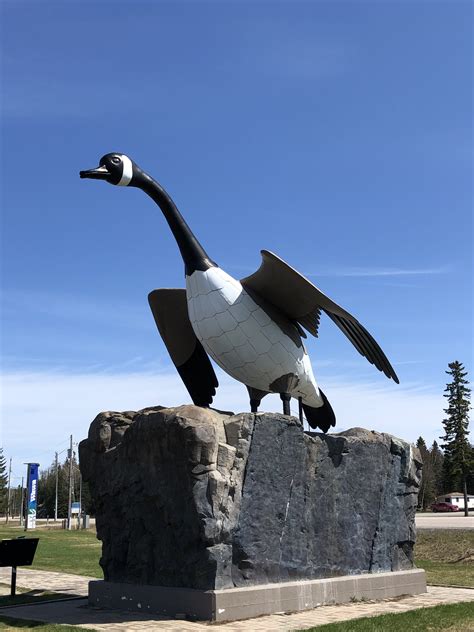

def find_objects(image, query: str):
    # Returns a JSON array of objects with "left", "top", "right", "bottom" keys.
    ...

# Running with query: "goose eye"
[{"left": 111, "top": 157, "right": 121, "bottom": 164}]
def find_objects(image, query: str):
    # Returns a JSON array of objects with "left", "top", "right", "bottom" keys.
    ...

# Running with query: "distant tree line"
[
  {"left": 415, "top": 438, "right": 445, "bottom": 509},
  {"left": 414, "top": 436, "right": 474, "bottom": 508},
  {"left": 0, "top": 448, "right": 94, "bottom": 519},
  {"left": 416, "top": 360, "right": 473, "bottom": 511},
  {"left": 36, "top": 453, "right": 95, "bottom": 519},
  {"left": 0, "top": 448, "right": 7, "bottom": 516}
]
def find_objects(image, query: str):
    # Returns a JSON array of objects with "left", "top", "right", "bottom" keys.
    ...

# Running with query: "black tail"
[{"left": 302, "top": 389, "right": 336, "bottom": 433}]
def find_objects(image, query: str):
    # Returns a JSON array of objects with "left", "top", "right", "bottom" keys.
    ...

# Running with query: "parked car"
[{"left": 430, "top": 502, "right": 459, "bottom": 512}]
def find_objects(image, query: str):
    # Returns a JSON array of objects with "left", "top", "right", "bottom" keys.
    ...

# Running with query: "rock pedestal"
[{"left": 79, "top": 404, "right": 426, "bottom": 619}]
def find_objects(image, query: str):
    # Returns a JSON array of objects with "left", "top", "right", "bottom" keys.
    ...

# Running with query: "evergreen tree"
[
  {"left": 416, "top": 437, "right": 430, "bottom": 509},
  {"left": 36, "top": 453, "right": 95, "bottom": 521},
  {"left": 416, "top": 437, "right": 441, "bottom": 510},
  {"left": 37, "top": 462, "right": 59, "bottom": 519},
  {"left": 430, "top": 440, "right": 445, "bottom": 498},
  {"left": 36, "top": 457, "right": 73, "bottom": 520},
  {"left": 0, "top": 448, "right": 7, "bottom": 516},
  {"left": 416, "top": 437, "right": 427, "bottom": 451},
  {"left": 467, "top": 443, "right": 474, "bottom": 495},
  {"left": 57, "top": 463, "right": 70, "bottom": 518},
  {"left": 80, "top": 480, "right": 95, "bottom": 516},
  {"left": 440, "top": 361, "right": 472, "bottom": 516},
  {"left": 9, "top": 485, "right": 24, "bottom": 519}
]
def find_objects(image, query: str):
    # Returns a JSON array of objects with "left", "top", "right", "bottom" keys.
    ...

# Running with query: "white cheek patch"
[{"left": 117, "top": 155, "right": 133, "bottom": 186}]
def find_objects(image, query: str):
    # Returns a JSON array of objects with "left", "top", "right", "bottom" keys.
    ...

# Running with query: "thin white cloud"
[
  {"left": 311, "top": 265, "right": 452, "bottom": 278},
  {"left": 1, "top": 367, "right": 445, "bottom": 477},
  {"left": 223, "top": 262, "right": 452, "bottom": 280},
  {"left": 392, "top": 360, "right": 427, "bottom": 366}
]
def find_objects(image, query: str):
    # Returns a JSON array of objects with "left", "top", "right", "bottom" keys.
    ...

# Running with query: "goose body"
[
  {"left": 186, "top": 267, "right": 322, "bottom": 408},
  {"left": 80, "top": 153, "right": 399, "bottom": 432}
]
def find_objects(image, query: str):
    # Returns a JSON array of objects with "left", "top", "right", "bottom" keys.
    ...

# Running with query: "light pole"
[
  {"left": 6, "top": 458, "right": 11, "bottom": 524},
  {"left": 67, "top": 435, "right": 73, "bottom": 530},
  {"left": 19, "top": 477, "right": 24, "bottom": 527},
  {"left": 54, "top": 452, "right": 59, "bottom": 522}
]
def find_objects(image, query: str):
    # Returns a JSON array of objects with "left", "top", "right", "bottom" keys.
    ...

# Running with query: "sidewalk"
[
  {"left": 0, "top": 567, "right": 92, "bottom": 596},
  {"left": 0, "top": 568, "right": 473, "bottom": 631}
]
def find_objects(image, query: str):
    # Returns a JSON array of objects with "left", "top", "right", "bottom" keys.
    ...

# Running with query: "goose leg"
[
  {"left": 250, "top": 399, "right": 260, "bottom": 413},
  {"left": 246, "top": 385, "right": 269, "bottom": 414},
  {"left": 280, "top": 393, "right": 291, "bottom": 416},
  {"left": 298, "top": 396, "right": 304, "bottom": 424}
]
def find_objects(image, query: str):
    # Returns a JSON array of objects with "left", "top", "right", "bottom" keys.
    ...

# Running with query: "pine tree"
[
  {"left": 416, "top": 437, "right": 441, "bottom": 510},
  {"left": 467, "top": 443, "right": 474, "bottom": 495},
  {"left": 0, "top": 448, "right": 7, "bottom": 516},
  {"left": 440, "top": 361, "right": 472, "bottom": 516},
  {"left": 416, "top": 437, "right": 429, "bottom": 509},
  {"left": 36, "top": 456, "right": 80, "bottom": 520},
  {"left": 81, "top": 480, "right": 95, "bottom": 516},
  {"left": 37, "top": 463, "right": 58, "bottom": 519},
  {"left": 430, "top": 440, "right": 445, "bottom": 498}
]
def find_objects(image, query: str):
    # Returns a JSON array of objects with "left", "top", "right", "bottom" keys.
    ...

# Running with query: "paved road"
[{"left": 416, "top": 512, "right": 474, "bottom": 530}]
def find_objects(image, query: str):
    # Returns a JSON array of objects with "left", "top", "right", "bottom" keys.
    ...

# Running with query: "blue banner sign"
[{"left": 26, "top": 463, "right": 39, "bottom": 530}]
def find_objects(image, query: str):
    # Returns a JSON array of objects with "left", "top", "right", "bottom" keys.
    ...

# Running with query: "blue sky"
[{"left": 1, "top": 1, "right": 472, "bottom": 481}]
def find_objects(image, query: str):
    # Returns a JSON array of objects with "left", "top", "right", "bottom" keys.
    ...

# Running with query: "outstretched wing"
[
  {"left": 148, "top": 289, "right": 219, "bottom": 406},
  {"left": 241, "top": 250, "right": 399, "bottom": 383}
]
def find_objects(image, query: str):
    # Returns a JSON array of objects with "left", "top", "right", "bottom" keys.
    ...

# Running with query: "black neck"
[{"left": 134, "top": 171, "right": 216, "bottom": 276}]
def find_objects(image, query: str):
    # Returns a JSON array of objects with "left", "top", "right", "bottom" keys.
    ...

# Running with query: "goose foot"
[
  {"left": 280, "top": 392, "right": 291, "bottom": 416},
  {"left": 246, "top": 385, "right": 269, "bottom": 414},
  {"left": 250, "top": 399, "right": 260, "bottom": 413}
]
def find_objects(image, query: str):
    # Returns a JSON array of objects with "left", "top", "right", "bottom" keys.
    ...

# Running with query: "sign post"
[
  {"left": 0, "top": 538, "right": 39, "bottom": 596},
  {"left": 25, "top": 463, "right": 39, "bottom": 531}
]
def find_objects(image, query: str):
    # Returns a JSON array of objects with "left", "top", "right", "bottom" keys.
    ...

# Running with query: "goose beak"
[{"left": 79, "top": 165, "right": 110, "bottom": 180}]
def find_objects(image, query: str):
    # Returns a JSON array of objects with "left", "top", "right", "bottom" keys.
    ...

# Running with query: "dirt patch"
[{"left": 451, "top": 549, "right": 474, "bottom": 564}]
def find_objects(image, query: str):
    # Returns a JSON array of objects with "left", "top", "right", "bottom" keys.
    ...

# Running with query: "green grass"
[
  {"left": 0, "top": 617, "right": 94, "bottom": 631},
  {"left": 0, "top": 526, "right": 102, "bottom": 579},
  {"left": 0, "top": 525, "right": 472, "bottom": 588},
  {"left": 299, "top": 601, "right": 474, "bottom": 631},
  {"left": 0, "top": 589, "right": 77, "bottom": 608},
  {"left": 415, "top": 530, "right": 474, "bottom": 587},
  {"left": 0, "top": 525, "right": 472, "bottom": 632}
]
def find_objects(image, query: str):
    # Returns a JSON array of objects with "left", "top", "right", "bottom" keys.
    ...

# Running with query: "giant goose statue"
[{"left": 80, "top": 153, "right": 399, "bottom": 432}]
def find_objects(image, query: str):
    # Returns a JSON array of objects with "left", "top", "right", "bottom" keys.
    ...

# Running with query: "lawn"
[
  {"left": 0, "top": 524, "right": 472, "bottom": 631},
  {"left": 0, "top": 525, "right": 472, "bottom": 587},
  {"left": 299, "top": 601, "right": 474, "bottom": 631},
  {"left": 415, "top": 529, "right": 474, "bottom": 587},
  {"left": 0, "top": 618, "right": 94, "bottom": 631},
  {"left": 0, "top": 589, "right": 78, "bottom": 608},
  {"left": 0, "top": 526, "right": 102, "bottom": 579}
]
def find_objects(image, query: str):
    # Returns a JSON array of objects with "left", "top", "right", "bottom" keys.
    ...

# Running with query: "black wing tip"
[
  {"left": 376, "top": 364, "right": 399, "bottom": 384},
  {"left": 302, "top": 389, "right": 336, "bottom": 433},
  {"left": 376, "top": 359, "right": 400, "bottom": 384},
  {"left": 326, "top": 311, "right": 400, "bottom": 386},
  {"left": 176, "top": 343, "right": 219, "bottom": 408}
]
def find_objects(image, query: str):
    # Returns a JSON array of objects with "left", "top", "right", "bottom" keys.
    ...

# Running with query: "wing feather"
[
  {"left": 148, "top": 289, "right": 218, "bottom": 405},
  {"left": 242, "top": 250, "right": 399, "bottom": 383}
]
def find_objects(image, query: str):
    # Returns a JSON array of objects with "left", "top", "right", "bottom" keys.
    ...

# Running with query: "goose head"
[{"left": 80, "top": 153, "right": 138, "bottom": 186}]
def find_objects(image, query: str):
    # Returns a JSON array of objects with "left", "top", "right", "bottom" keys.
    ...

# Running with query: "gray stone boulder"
[{"left": 79, "top": 405, "right": 422, "bottom": 590}]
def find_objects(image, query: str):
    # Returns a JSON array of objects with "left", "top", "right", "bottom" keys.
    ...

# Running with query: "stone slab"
[{"left": 88, "top": 568, "right": 427, "bottom": 622}]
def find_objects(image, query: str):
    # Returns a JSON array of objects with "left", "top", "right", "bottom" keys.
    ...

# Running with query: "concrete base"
[{"left": 89, "top": 569, "right": 427, "bottom": 622}]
